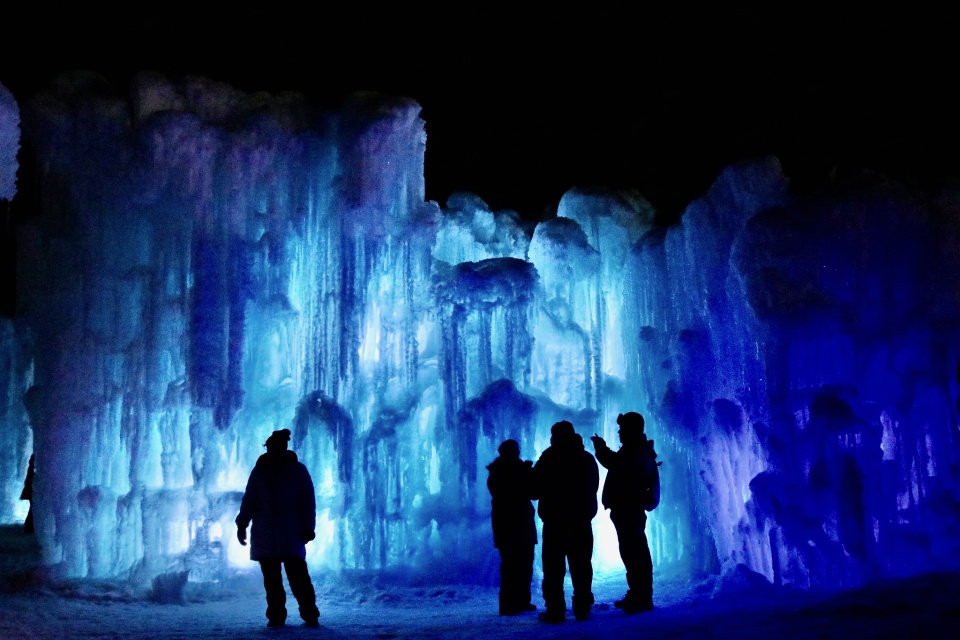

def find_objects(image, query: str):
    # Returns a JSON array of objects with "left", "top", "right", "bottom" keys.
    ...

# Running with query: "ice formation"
[
  {"left": 0, "top": 82, "right": 18, "bottom": 201},
  {"left": 0, "top": 73, "right": 959, "bottom": 592}
]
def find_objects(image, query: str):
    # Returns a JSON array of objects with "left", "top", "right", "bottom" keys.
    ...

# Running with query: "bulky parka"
[
  {"left": 486, "top": 456, "right": 537, "bottom": 548},
  {"left": 236, "top": 450, "right": 316, "bottom": 560}
]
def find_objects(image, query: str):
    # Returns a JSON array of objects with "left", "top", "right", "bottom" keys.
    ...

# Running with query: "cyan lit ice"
[{"left": 1, "top": 74, "right": 958, "bottom": 592}]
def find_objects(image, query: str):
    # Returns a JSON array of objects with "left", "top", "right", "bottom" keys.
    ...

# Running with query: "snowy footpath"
[{"left": 1, "top": 526, "right": 958, "bottom": 639}]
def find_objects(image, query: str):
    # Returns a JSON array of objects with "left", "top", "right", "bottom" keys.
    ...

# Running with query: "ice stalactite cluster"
[
  {"left": 1, "top": 73, "right": 959, "bottom": 592},
  {"left": 9, "top": 73, "right": 440, "bottom": 581}
]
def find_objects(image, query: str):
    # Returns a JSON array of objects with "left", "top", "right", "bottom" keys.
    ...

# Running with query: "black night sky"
[{"left": 2, "top": 5, "right": 958, "bottom": 223}]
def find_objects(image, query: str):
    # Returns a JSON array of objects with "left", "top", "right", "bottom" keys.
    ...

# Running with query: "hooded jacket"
[
  {"left": 595, "top": 437, "right": 660, "bottom": 515},
  {"left": 236, "top": 450, "right": 316, "bottom": 560},
  {"left": 486, "top": 455, "right": 537, "bottom": 548},
  {"left": 532, "top": 435, "right": 599, "bottom": 525}
]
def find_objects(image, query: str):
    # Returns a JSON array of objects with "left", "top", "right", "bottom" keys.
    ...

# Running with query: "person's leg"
[
  {"left": 539, "top": 523, "right": 566, "bottom": 621},
  {"left": 499, "top": 543, "right": 535, "bottom": 613},
  {"left": 612, "top": 515, "right": 635, "bottom": 605},
  {"left": 499, "top": 546, "right": 519, "bottom": 614},
  {"left": 613, "top": 512, "right": 653, "bottom": 611},
  {"left": 634, "top": 521, "right": 654, "bottom": 608},
  {"left": 283, "top": 558, "right": 319, "bottom": 624},
  {"left": 568, "top": 521, "right": 595, "bottom": 620},
  {"left": 498, "top": 547, "right": 508, "bottom": 614},
  {"left": 259, "top": 559, "right": 287, "bottom": 626},
  {"left": 519, "top": 543, "right": 535, "bottom": 609}
]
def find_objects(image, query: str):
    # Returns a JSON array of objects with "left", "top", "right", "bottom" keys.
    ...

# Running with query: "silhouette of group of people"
[
  {"left": 234, "top": 415, "right": 659, "bottom": 629},
  {"left": 486, "top": 412, "right": 661, "bottom": 623}
]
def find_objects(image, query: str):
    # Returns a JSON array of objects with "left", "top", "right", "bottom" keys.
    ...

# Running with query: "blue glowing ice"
[{"left": 1, "top": 74, "right": 959, "bottom": 593}]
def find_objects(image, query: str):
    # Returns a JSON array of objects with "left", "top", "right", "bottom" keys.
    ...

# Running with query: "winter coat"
[
  {"left": 236, "top": 450, "right": 316, "bottom": 560},
  {"left": 486, "top": 456, "right": 537, "bottom": 548},
  {"left": 532, "top": 438, "right": 599, "bottom": 525},
  {"left": 594, "top": 437, "right": 660, "bottom": 515}
]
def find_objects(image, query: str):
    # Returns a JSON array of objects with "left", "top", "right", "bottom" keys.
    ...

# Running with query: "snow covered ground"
[{"left": 1, "top": 525, "right": 957, "bottom": 639}]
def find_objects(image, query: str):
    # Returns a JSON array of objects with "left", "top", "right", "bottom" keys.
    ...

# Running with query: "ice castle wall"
[
  {"left": 626, "top": 159, "right": 960, "bottom": 587},
  {"left": 0, "top": 82, "right": 18, "bottom": 201},
  {"left": 1, "top": 81, "right": 33, "bottom": 526},
  {"left": 1, "top": 73, "right": 959, "bottom": 591}
]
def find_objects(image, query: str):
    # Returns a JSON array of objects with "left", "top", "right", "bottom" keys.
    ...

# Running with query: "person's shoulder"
[
  {"left": 532, "top": 448, "right": 553, "bottom": 469},
  {"left": 292, "top": 455, "right": 314, "bottom": 476}
]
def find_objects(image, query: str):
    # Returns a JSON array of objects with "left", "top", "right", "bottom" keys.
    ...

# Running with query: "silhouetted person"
[
  {"left": 236, "top": 429, "right": 320, "bottom": 628},
  {"left": 532, "top": 421, "right": 599, "bottom": 623},
  {"left": 591, "top": 411, "right": 660, "bottom": 613},
  {"left": 487, "top": 439, "right": 538, "bottom": 615},
  {"left": 20, "top": 454, "right": 34, "bottom": 534}
]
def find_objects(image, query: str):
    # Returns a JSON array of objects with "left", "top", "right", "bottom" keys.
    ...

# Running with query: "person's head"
[
  {"left": 497, "top": 439, "right": 520, "bottom": 460},
  {"left": 550, "top": 420, "right": 576, "bottom": 446},
  {"left": 616, "top": 412, "right": 645, "bottom": 445},
  {"left": 265, "top": 428, "right": 291, "bottom": 453}
]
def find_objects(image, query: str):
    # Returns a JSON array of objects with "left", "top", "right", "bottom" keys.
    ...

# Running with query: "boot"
[
  {"left": 538, "top": 608, "right": 565, "bottom": 624},
  {"left": 621, "top": 594, "right": 654, "bottom": 614},
  {"left": 572, "top": 593, "right": 594, "bottom": 621}
]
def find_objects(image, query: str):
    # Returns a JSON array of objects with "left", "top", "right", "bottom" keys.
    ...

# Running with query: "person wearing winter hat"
[{"left": 237, "top": 429, "right": 320, "bottom": 628}]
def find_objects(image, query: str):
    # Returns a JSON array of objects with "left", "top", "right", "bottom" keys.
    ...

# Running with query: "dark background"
[{"left": 2, "top": 5, "right": 957, "bottom": 223}]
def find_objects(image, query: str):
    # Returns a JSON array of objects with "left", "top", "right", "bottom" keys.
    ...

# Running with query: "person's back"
[
  {"left": 239, "top": 449, "right": 315, "bottom": 559},
  {"left": 236, "top": 429, "right": 319, "bottom": 628},
  {"left": 487, "top": 439, "right": 538, "bottom": 615},
  {"left": 534, "top": 435, "right": 599, "bottom": 526},
  {"left": 532, "top": 422, "right": 599, "bottom": 623},
  {"left": 487, "top": 441, "right": 537, "bottom": 550}
]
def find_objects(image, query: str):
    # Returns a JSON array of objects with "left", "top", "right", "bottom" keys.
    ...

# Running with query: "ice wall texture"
[
  {"left": 11, "top": 72, "right": 441, "bottom": 581},
  {"left": 1, "top": 81, "right": 32, "bottom": 525},
  {"left": 0, "top": 82, "right": 18, "bottom": 200},
  {"left": 627, "top": 159, "right": 960, "bottom": 588},
  {"left": 2, "top": 72, "right": 959, "bottom": 591}
]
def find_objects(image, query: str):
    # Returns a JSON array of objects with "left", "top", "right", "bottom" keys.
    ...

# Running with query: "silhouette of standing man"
[
  {"left": 487, "top": 439, "right": 538, "bottom": 615},
  {"left": 532, "top": 421, "right": 599, "bottom": 623},
  {"left": 591, "top": 411, "right": 660, "bottom": 613},
  {"left": 237, "top": 428, "right": 320, "bottom": 628}
]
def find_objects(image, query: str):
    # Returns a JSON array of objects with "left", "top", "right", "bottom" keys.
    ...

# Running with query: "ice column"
[{"left": 1, "top": 82, "right": 32, "bottom": 524}]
